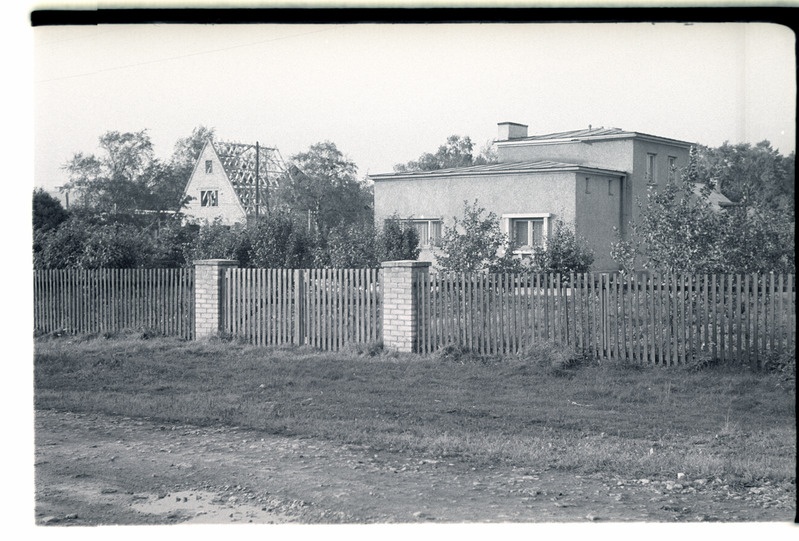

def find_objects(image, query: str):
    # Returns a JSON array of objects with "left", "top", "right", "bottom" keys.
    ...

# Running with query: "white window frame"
[
  {"left": 200, "top": 190, "right": 218, "bottom": 207},
  {"left": 501, "top": 213, "right": 551, "bottom": 254},
  {"left": 646, "top": 153, "right": 657, "bottom": 184},
  {"left": 410, "top": 218, "right": 443, "bottom": 247}
]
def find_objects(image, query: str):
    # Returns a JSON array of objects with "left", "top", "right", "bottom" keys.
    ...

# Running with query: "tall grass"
[{"left": 34, "top": 334, "right": 796, "bottom": 483}]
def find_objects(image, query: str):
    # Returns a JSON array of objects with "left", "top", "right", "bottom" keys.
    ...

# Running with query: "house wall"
[
  {"left": 575, "top": 173, "right": 625, "bottom": 272},
  {"left": 498, "top": 139, "right": 635, "bottom": 172},
  {"left": 374, "top": 170, "right": 578, "bottom": 265},
  {"left": 182, "top": 144, "right": 247, "bottom": 225},
  {"left": 629, "top": 140, "right": 690, "bottom": 225},
  {"left": 497, "top": 137, "right": 690, "bottom": 236}
]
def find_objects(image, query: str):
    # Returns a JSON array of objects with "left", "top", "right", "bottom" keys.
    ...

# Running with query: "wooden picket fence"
[
  {"left": 223, "top": 268, "right": 381, "bottom": 349},
  {"left": 33, "top": 268, "right": 195, "bottom": 339},
  {"left": 33, "top": 266, "right": 796, "bottom": 367},
  {"left": 416, "top": 271, "right": 796, "bottom": 366}
]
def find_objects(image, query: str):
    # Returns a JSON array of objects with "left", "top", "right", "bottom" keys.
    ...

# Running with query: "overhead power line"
[{"left": 35, "top": 26, "right": 340, "bottom": 84}]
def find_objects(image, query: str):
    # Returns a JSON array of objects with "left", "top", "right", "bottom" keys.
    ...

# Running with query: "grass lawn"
[{"left": 34, "top": 334, "right": 796, "bottom": 485}]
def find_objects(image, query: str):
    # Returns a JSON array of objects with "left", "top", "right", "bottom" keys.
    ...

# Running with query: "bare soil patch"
[{"left": 35, "top": 409, "right": 795, "bottom": 525}]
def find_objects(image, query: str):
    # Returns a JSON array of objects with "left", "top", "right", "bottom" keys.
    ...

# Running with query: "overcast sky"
[{"left": 33, "top": 22, "right": 795, "bottom": 192}]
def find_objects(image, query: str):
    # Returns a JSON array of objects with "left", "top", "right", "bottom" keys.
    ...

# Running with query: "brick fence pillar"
[
  {"left": 193, "top": 259, "right": 238, "bottom": 340},
  {"left": 381, "top": 260, "right": 431, "bottom": 353}
]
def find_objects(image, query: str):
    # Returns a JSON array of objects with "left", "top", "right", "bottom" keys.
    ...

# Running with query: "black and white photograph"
[{"left": 18, "top": 3, "right": 797, "bottom": 537}]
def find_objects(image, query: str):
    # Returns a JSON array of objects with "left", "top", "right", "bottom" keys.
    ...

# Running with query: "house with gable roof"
[
  {"left": 371, "top": 122, "right": 702, "bottom": 272},
  {"left": 181, "top": 139, "right": 289, "bottom": 225}
]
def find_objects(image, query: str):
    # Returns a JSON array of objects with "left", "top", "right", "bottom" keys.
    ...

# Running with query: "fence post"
[
  {"left": 294, "top": 269, "right": 304, "bottom": 346},
  {"left": 193, "top": 259, "right": 238, "bottom": 340},
  {"left": 381, "top": 260, "right": 431, "bottom": 353}
]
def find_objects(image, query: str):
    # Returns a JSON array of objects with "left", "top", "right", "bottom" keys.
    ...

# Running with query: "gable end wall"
[{"left": 182, "top": 144, "right": 247, "bottom": 225}]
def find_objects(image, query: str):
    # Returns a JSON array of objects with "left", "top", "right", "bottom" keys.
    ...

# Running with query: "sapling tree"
[
  {"left": 437, "top": 201, "right": 520, "bottom": 273},
  {"left": 611, "top": 165, "right": 795, "bottom": 274}
]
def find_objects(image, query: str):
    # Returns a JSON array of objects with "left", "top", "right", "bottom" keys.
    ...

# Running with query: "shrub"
[
  {"left": 325, "top": 222, "right": 380, "bottom": 268},
  {"left": 248, "top": 212, "right": 315, "bottom": 268},
  {"left": 379, "top": 217, "right": 420, "bottom": 262},
  {"left": 182, "top": 218, "right": 250, "bottom": 266},
  {"left": 342, "top": 341, "right": 384, "bottom": 357},
  {"left": 34, "top": 217, "right": 155, "bottom": 269},
  {"left": 531, "top": 219, "right": 594, "bottom": 276},
  {"left": 430, "top": 343, "right": 488, "bottom": 364},
  {"left": 437, "top": 200, "right": 520, "bottom": 274}
]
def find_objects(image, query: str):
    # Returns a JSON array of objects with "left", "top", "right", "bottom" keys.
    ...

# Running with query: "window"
[
  {"left": 410, "top": 219, "right": 442, "bottom": 247},
  {"left": 200, "top": 190, "right": 218, "bottom": 207},
  {"left": 668, "top": 156, "right": 677, "bottom": 182},
  {"left": 511, "top": 218, "right": 544, "bottom": 251},
  {"left": 502, "top": 213, "right": 550, "bottom": 254},
  {"left": 205, "top": 160, "right": 213, "bottom": 174},
  {"left": 646, "top": 153, "right": 657, "bottom": 184},
  {"left": 584, "top": 177, "right": 591, "bottom": 194},
  {"left": 608, "top": 178, "right": 614, "bottom": 196}
]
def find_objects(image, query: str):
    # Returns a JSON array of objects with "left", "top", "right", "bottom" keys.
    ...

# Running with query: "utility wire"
[{"left": 36, "top": 26, "right": 341, "bottom": 84}]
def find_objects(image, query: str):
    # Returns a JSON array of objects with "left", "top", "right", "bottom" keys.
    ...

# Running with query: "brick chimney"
[{"left": 497, "top": 122, "right": 528, "bottom": 141}]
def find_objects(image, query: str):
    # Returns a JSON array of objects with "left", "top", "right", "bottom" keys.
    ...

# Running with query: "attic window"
[
  {"left": 200, "top": 190, "right": 218, "bottom": 207},
  {"left": 205, "top": 160, "right": 213, "bottom": 174}
]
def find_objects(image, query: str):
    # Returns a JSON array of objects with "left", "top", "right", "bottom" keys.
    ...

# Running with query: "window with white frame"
[
  {"left": 205, "top": 160, "right": 213, "bottom": 174},
  {"left": 502, "top": 213, "right": 550, "bottom": 253},
  {"left": 410, "top": 219, "right": 442, "bottom": 247},
  {"left": 646, "top": 153, "right": 657, "bottom": 184},
  {"left": 200, "top": 190, "right": 218, "bottom": 207}
]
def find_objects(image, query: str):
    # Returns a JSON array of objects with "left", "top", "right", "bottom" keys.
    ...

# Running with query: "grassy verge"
[{"left": 34, "top": 334, "right": 795, "bottom": 484}]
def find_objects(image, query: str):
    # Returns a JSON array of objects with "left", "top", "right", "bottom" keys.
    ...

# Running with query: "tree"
[
  {"left": 531, "top": 220, "right": 594, "bottom": 275},
  {"left": 33, "top": 188, "right": 69, "bottom": 232},
  {"left": 60, "top": 126, "right": 216, "bottom": 216},
  {"left": 277, "top": 141, "right": 373, "bottom": 236},
  {"left": 164, "top": 126, "right": 216, "bottom": 211},
  {"left": 379, "top": 217, "right": 420, "bottom": 262},
  {"left": 247, "top": 212, "right": 315, "bottom": 268},
  {"left": 437, "top": 201, "right": 520, "bottom": 273},
  {"left": 62, "top": 130, "right": 156, "bottom": 213},
  {"left": 323, "top": 222, "right": 380, "bottom": 268},
  {"left": 611, "top": 171, "right": 795, "bottom": 274},
  {"left": 393, "top": 135, "right": 497, "bottom": 173},
  {"left": 691, "top": 140, "right": 795, "bottom": 213},
  {"left": 171, "top": 126, "right": 215, "bottom": 179}
]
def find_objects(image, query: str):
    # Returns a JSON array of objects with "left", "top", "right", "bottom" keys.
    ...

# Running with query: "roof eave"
[{"left": 370, "top": 164, "right": 626, "bottom": 181}]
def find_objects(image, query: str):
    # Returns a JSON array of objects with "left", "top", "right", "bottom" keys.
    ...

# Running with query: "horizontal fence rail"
[
  {"left": 33, "top": 268, "right": 195, "bottom": 339},
  {"left": 223, "top": 268, "right": 381, "bottom": 349},
  {"left": 416, "top": 272, "right": 796, "bottom": 366}
]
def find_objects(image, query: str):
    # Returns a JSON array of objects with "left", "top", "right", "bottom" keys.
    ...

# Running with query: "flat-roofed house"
[{"left": 371, "top": 122, "right": 694, "bottom": 272}]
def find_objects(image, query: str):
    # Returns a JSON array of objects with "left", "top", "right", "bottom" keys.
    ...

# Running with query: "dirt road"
[{"left": 34, "top": 409, "right": 795, "bottom": 525}]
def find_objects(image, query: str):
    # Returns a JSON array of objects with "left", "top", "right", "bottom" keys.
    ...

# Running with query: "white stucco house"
[{"left": 370, "top": 122, "right": 710, "bottom": 271}]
